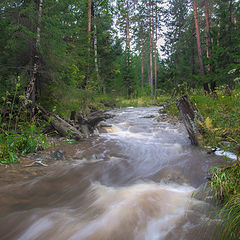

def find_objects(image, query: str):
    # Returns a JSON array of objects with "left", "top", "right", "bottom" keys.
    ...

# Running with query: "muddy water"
[{"left": 0, "top": 107, "right": 227, "bottom": 240}]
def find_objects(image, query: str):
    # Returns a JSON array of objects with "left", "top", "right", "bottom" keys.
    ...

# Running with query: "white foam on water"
[
  {"left": 18, "top": 217, "right": 54, "bottom": 240},
  {"left": 71, "top": 157, "right": 104, "bottom": 166},
  {"left": 102, "top": 124, "right": 122, "bottom": 133},
  {"left": 68, "top": 182, "right": 195, "bottom": 240},
  {"left": 215, "top": 148, "right": 238, "bottom": 161}
]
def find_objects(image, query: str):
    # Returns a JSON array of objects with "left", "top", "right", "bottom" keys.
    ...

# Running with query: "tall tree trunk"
[
  {"left": 126, "top": 0, "right": 130, "bottom": 66},
  {"left": 193, "top": 0, "right": 210, "bottom": 93},
  {"left": 227, "top": 0, "right": 233, "bottom": 91},
  {"left": 217, "top": 17, "right": 221, "bottom": 47},
  {"left": 154, "top": 42, "right": 157, "bottom": 99},
  {"left": 204, "top": 0, "right": 211, "bottom": 61},
  {"left": 204, "top": 0, "right": 216, "bottom": 92},
  {"left": 149, "top": 0, "right": 153, "bottom": 94},
  {"left": 141, "top": 40, "right": 144, "bottom": 89},
  {"left": 125, "top": 0, "right": 131, "bottom": 98},
  {"left": 191, "top": 21, "right": 196, "bottom": 76},
  {"left": 92, "top": 1, "right": 100, "bottom": 92},
  {"left": 228, "top": 0, "right": 233, "bottom": 46},
  {"left": 86, "top": 0, "right": 92, "bottom": 87},
  {"left": 148, "top": 69, "right": 150, "bottom": 84},
  {"left": 149, "top": 30, "right": 153, "bottom": 92},
  {"left": 154, "top": 3, "right": 158, "bottom": 100},
  {"left": 25, "top": 0, "right": 43, "bottom": 106}
]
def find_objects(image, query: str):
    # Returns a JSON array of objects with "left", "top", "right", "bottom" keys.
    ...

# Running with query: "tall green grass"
[
  {"left": 216, "top": 193, "right": 240, "bottom": 240},
  {"left": 209, "top": 165, "right": 240, "bottom": 240}
]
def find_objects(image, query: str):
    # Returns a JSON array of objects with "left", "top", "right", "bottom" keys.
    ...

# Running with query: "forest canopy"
[{"left": 0, "top": 0, "right": 239, "bottom": 106}]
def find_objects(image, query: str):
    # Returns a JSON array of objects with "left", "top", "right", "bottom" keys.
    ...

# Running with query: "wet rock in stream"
[
  {"left": 141, "top": 114, "right": 156, "bottom": 118},
  {"left": 51, "top": 150, "right": 65, "bottom": 161}
]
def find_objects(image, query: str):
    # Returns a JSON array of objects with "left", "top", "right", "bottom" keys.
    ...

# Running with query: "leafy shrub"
[
  {"left": 0, "top": 124, "right": 48, "bottom": 164},
  {"left": 0, "top": 79, "right": 48, "bottom": 164}
]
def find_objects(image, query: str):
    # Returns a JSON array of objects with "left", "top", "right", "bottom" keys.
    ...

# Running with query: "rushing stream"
[{"left": 0, "top": 107, "right": 228, "bottom": 240}]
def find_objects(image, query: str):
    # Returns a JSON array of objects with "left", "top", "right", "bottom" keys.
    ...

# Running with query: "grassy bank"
[{"left": 165, "top": 90, "right": 240, "bottom": 156}]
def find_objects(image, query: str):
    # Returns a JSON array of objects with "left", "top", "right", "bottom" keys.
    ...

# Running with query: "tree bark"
[
  {"left": 125, "top": 0, "right": 131, "bottom": 98},
  {"left": 85, "top": 0, "right": 92, "bottom": 87},
  {"left": 149, "top": 31, "right": 153, "bottom": 92},
  {"left": 154, "top": 42, "right": 157, "bottom": 99},
  {"left": 88, "top": 0, "right": 92, "bottom": 57},
  {"left": 217, "top": 16, "right": 221, "bottom": 47},
  {"left": 92, "top": 1, "right": 100, "bottom": 91},
  {"left": 193, "top": 0, "right": 210, "bottom": 93},
  {"left": 176, "top": 95, "right": 204, "bottom": 146},
  {"left": 204, "top": 0, "right": 216, "bottom": 93},
  {"left": 204, "top": 0, "right": 211, "bottom": 61},
  {"left": 191, "top": 21, "right": 196, "bottom": 76},
  {"left": 25, "top": 0, "right": 43, "bottom": 105},
  {"left": 149, "top": 0, "right": 153, "bottom": 94},
  {"left": 154, "top": 2, "right": 158, "bottom": 100},
  {"left": 141, "top": 43, "right": 144, "bottom": 89}
]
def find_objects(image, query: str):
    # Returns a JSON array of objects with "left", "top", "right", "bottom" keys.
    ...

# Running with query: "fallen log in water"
[
  {"left": 37, "top": 105, "right": 84, "bottom": 140},
  {"left": 71, "top": 110, "right": 114, "bottom": 135},
  {"left": 176, "top": 95, "right": 204, "bottom": 146},
  {"left": 37, "top": 105, "right": 114, "bottom": 140}
]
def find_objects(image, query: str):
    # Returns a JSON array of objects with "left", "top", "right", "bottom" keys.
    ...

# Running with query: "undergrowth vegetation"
[
  {"left": 0, "top": 84, "right": 48, "bottom": 164},
  {"left": 43, "top": 84, "right": 170, "bottom": 118}
]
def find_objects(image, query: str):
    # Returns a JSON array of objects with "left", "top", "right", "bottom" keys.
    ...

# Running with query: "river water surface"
[{"left": 0, "top": 107, "right": 227, "bottom": 240}]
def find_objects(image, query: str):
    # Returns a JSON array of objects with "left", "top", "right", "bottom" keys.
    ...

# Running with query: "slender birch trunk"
[
  {"left": 92, "top": 1, "right": 100, "bottom": 91},
  {"left": 86, "top": 0, "right": 92, "bottom": 87},
  {"left": 141, "top": 40, "right": 144, "bottom": 89},
  {"left": 154, "top": 43, "right": 157, "bottom": 99}
]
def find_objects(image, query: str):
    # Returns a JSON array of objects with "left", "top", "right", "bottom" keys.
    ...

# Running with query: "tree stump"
[{"left": 176, "top": 95, "right": 204, "bottom": 146}]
